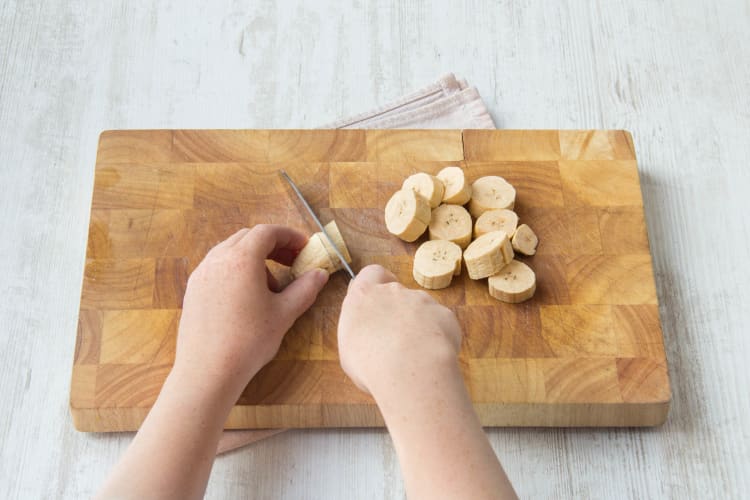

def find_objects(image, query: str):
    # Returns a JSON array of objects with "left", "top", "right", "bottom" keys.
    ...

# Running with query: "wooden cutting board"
[{"left": 70, "top": 129, "right": 670, "bottom": 431}]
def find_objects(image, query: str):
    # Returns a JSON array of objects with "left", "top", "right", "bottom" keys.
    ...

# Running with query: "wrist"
[
  {"left": 165, "top": 360, "right": 257, "bottom": 414},
  {"left": 370, "top": 351, "right": 464, "bottom": 415},
  {"left": 171, "top": 341, "right": 269, "bottom": 397}
]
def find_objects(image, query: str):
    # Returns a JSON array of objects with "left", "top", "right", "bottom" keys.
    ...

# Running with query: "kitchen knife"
[{"left": 279, "top": 169, "right": 356, "bottom": 279}]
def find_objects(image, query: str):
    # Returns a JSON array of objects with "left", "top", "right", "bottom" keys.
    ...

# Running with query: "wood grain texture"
[
  {"left": 70, "top": 129, "right": 669, "bottom": 431},
  {"left": 464, "top": 130, "right": 562, "bottom": 160},
  {"left": 365, "top": 129, "right": 463, "bottom": 161},
  {"left": 2, "top": 1, "right": 749, "bottom": 498}
]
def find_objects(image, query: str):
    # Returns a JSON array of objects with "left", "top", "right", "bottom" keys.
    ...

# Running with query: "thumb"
[{"left": 278, "top": 268, "right": 329, "bottom": 318}]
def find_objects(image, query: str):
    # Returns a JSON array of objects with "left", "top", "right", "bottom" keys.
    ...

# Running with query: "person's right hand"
[
  {"left": 337, "top": 264, "right": 462, "bottom": 400},
  {"left": 338, "top": 265, "right": 517, "bottom": 500}
]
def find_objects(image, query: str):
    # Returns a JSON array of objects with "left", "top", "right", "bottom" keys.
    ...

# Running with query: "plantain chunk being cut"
[
  {"left": 474, "top": 209, "right": 519, "bottom": 238},
  {"left": 318, "top": 220, "right": 353, "bottom": 264},
  {"left": 463, "top": 230, "right": 514, "bottom": 280},
  {"left": 384, "top": 189, "right": 431, "bottom": 242},
  {"left": 511, "top": 224, "right": 539, "bottom": 256},
  {"left": 291, "top": 221, "right": 352, "bottom": 278},
  {"left": 428, "top": 204, "right": 473, "bottom": 249},
  {"left": 436, "top": 166, "right": 472, "bottom": 205},
  {"left": 468, "top": 176, "right": 516, "bottom": 218},
  {"left": 413, "top": 240, "right": 463, "bottom": 289},
  {"left": 488, "top": 259, "right": 536, "bottom": 303},
  {"left": 403, "top": 172, "right": 445, "bottom": 209}
]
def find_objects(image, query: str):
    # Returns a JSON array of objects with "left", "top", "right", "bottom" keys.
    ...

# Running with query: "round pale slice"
[
  {"left": 413, "top": 240, "right": 463, "bottom": 289},
  {"left": 385, "top": 189, "right": 431, "bottom": 242},
  {"left": 468, "top": 176, "right": 516, "bottom": 218},
  {"left": 474, "top": 209, "right": 519, "bottom": 238},
  {"left": 488, "top": 260, "right": 536, "bottom": 303},
  {"left": 511, "top": 224, "right": 539, "bottom": 256},
  {"left": 463, "top": 230, "right": 514, "bottom": 280},
  {"left": 428, "top": 204, "right": 473, "bottom": 249},
  {"left": 436, "top": 166, "right": 472, "bottom": 205},
  {"left": 403, "top": 173, "right": 445, "bottom": 208}
]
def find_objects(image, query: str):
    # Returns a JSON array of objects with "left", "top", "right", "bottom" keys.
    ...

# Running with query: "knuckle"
[
  {"left": 250, "top": 224, "right": 273, "bottom": 239},
  {"left": 358, "top": 264, "right": 397, "bottom": 284},
  {"left": 359, "top": 264, "right": 385, "bottom": 279},
  {"left": 359, "top": 264, "right": 381, "bottom": 272}
]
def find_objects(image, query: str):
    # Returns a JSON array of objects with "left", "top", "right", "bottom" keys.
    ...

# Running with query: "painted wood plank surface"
[{"left": 1, "top": 0, "right": 748, "bottom": 498}]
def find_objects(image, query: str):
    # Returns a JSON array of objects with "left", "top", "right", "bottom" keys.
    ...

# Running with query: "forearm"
[
  {"left": 96, "top": 367, "right": 242, "bottom": 500},
  {"left": 375, "top": 361, "right": 517, "bottom": 500}
]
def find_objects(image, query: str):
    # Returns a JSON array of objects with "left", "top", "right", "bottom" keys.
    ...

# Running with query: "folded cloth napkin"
[
  {"left": 216, "top": 73, "right": 495, "bottom": 455},
  {"left": 322, "top": 73, "right": 495, "bottom": 130}
]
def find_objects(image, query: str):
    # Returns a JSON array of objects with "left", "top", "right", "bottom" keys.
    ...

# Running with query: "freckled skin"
[
  {"left": 339, "top": 265, "right": 518, "bottom": 499},
  {"left": 98, "top": 229, "right": 517, "bottom": 500},
  {"left": 97, "top": 225, "right": 330, "bottom": 500}
]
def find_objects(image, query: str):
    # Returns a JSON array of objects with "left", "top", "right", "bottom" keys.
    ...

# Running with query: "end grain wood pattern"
[{"left": 71, "top": 129, "right": 669, "bottom": 431}]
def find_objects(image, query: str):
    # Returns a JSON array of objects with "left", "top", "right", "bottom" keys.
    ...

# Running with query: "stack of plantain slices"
[{"left": 384, "top": 166, "right": 539, "bottom": 302}]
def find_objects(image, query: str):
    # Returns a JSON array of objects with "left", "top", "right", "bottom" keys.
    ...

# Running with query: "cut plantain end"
[
  {"left": 290, "top": 238, "right": 331, "bottom": 278},
  {"left": 488, "top": 259, "right": 536, "bottom": 303},
  {"left": 511, "top": 224, "right": 539, "bottom": 256},
  {"left": 428, "top": 204, "right": 473, "bottom": 249},
  {"left": 436, "top": 166, "right": 472, "bottom": 205},
  {"left": 385, "top": 189, "right": 431, "bottom": 242},
  {"left": 319, "top": 220, "right": 353, "bottom": 264},
  {"left": 290, "top": 221, "right": 353, "bottom": 279},
  {"left": 291, "top": 234, "right": 329, "bottom": 279},
  {"left": 413, "top": 239, "right": 463, "bottom": 289}
]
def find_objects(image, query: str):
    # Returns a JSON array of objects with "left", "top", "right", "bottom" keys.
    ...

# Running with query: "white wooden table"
[{"left": 1, "top": 1, "right": 748, "bottom": 498}]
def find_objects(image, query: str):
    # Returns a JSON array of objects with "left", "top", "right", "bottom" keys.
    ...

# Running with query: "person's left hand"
[{"left": 173, "top": 224, "right": 329, "bottom": 399}]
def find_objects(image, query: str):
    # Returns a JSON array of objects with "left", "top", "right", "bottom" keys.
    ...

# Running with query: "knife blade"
[{"left": 279, "top": 169, "right": 356, "bottom": 279}]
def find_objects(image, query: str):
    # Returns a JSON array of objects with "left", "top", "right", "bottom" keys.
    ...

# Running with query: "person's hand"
[
  {"left": 337, "top": 265, "right": 517, "bottom": 500},
  {"left": 174, "top": 225, "right": 329, "bottom": 398},
  {"left": 337, "top": 264, "right": 462, "bottom": 401}
]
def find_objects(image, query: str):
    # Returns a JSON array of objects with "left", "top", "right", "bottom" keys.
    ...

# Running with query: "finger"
[
  {"left": 352, "top": 264, "right": 398, "bottom": 286},
  {"left": 237, "top": 225, "right": 308, "bottom": 261},
  {"left": 220, "top": 228, "right": 251, "bottom": 248},
  {"left": 277, "top": 268, "right": 329, "bottom": 319},
  {"left": 204, "top": 229, "right": 248, "bottom": 256}
]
